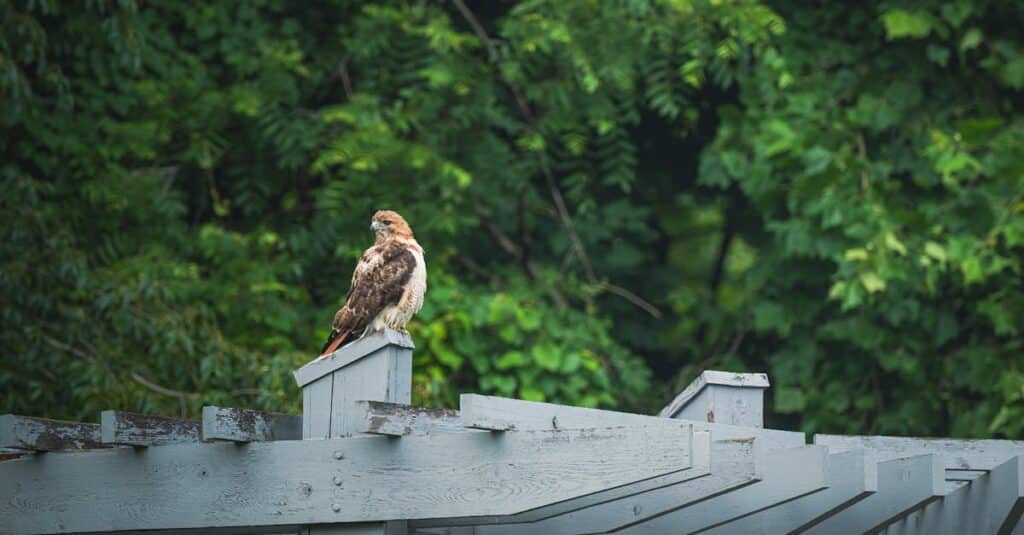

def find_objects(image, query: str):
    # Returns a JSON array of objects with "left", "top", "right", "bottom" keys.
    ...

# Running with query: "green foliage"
[{"left": 1, "top": 1, "right": 1022, "bottom": 439}]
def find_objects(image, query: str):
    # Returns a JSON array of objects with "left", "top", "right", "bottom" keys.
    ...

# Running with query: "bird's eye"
[{"left": 383, "top": 220, "right": 392, "bottom": 225}]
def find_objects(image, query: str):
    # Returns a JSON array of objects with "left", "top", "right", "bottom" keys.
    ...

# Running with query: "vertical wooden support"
[
  {"left": 659, "top": 370, "right": 770, "bottom": 427},
  {"left": 294, "top": 329, "right": 414, "bottom": 439},
  {"left": 294, "top": 329, "right": 414, "bottom": 535}
]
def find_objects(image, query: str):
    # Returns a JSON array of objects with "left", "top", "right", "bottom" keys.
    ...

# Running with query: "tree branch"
[
  {"left": 338, "top": 55, "right": 354, "bottom": 99},
  {"left": 596, "top": 282, "right": 663, "bottom": 319}
]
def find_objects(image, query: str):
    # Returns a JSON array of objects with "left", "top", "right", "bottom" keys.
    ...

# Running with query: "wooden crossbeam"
[
  {"left": 0, "top": 414, "right": 108, "bottom": 451},
  {"left": 457, "top": 394, "right": 805, "bottom": 454},
  {"left": 702, "top": 450, "right": 878, "bottom": 534},
  {"left": 357, "top": 401, "right": 464, "bottom": 436},
  {"left": 0, "top": 425, "right": 692, "bottom": 533},
  {"left": 616, "top": 445, "right": 829, "bottom": 534},
  {"left": 415, "top": 427, "right": 703, "bottom": 530},
  {"left": 424, "top": 431, "right": 730, "bottom": 534},
  {"left": 201, "top": 406, "right": 301, "bottom": 442},
  {"left": 885, "top": 455, "right": 1024, "bottom": 535},
  {"left": 815, "top": 433, "right": 1024, "bottom": 471},
  {"left": 805, "top": 454, "right": 945, "bottom": 534},
  {"left": 101, "top": 410, "right": 201, "bottom": 447}
]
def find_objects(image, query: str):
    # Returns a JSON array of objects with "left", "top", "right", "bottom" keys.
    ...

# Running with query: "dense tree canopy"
[{"left": 2, "top": 0, "right": 1022, "bottom": 439}]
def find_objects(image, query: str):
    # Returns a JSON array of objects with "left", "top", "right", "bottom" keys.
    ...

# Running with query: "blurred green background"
[{"left": 2, "top": 0, "right": 1022, "bottom": 438}]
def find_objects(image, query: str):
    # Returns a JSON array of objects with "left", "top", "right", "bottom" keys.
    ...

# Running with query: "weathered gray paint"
[
  {"left": 0, "top": 425, "right": 691, "bottom": 533},
  {"left": 453, "top": 433, "right": 762, "bottom": 535},
  {"left": 617, "top": 445, "right": 828, "bottom": 534},
  {"left": 414, "top": 429, "right": 707, "bottom": 531},
  {"left": 815, "top": 433, "right": 1024, "bottom": 470},
  {"left": 356, "top": 401, "right": 463, "bottom": 436},
  {"left": 883, "top": 455, "right": 1024, "bottom": 535},
  {"left": 292, "top": 330, "right": 415, "bottom": 388},
  {"left": 659, "top": 370, "right": 770, "bottom": 428},
  {"left": 296, "top": 331, "right": 413, "bottom": 439},
  {"left": 458, "top": 393, "right": 802, "bottom": 455},
  {"left": 805, "top": 454, "right": 945, "bottom": 534},
  {"left": 201, "top": 406, "right": 302, "bottom": 442},
  {"left": 0, "top": 414, "right": 107, "bottom": 451},
  {"left": 703, "top": 449, "right": 878, "bottom": 534},
  {"left": 100, "top": 410, "right": 201, "bottom": 447}
]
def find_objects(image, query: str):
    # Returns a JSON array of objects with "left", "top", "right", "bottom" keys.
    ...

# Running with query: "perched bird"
[{"left": 319, "top": 210, "right": 426, "bottom": 357}]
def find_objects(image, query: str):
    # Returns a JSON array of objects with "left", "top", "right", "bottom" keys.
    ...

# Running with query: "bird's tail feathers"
[{"left": 320, "top": 329, "right": 351, "bottom": 357}]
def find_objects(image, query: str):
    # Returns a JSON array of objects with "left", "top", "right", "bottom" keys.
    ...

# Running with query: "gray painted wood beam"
[
  {"left": 450, "top": 432, "right": 763, "bottom": 535},
  {"left": 804, "top": 454, "right": 945, "bottom": 534},
  {"left": 293, "top": 330, "right": 414, "bottom": 388},
  {"left": 0, "top": 425, "right": 691, "bottom": 533},
  {"left": 702, "top": 449, "right": 878, "bottom": 534},
  {"left": 883, "top": 455, "right": 1024, "bottom": 535},
  {"left": 616, "top": 445, "right": 829, "bottom": 534},
  {"left": 815, "top": 433, "right": 1024, "bottom": 470},
  {"left": 201, "top": 406, "right": 302, "bottom": 442},
  {"left": 412, "top": 424, "right": 700, "bottom": 530},
  {"left": 355, "top": 401, "right": 464, "bottom": 436},
  {"left": 458, "top": 394, "right": 804, "bottom": 455},
  {"left": 101, "top": 410, "right": 201, "bottom": 447},
  {"left": 0, "top": 414, "right": 107, "bottom": 451},
  {"left": 659, "top": 370, "right": 770, "bottom": 427}
]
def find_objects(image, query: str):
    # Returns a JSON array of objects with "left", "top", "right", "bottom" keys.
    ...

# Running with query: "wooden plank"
[
  {"left": 616, "top": 445, "right": 828, "bottom": 534},
  {"left": 659, "top": 370, "right": 769, "bottom": 420},
  {"left": 356, "top": 401, "right": 463, "bottom": 436},
  {"left": 702, "top": 450, "right": 878, "bottom": 534},
  {"left": 884, "top": 455, "right": 1024, "bottom": 535},
  {"left": 201, "top": 406, "right": 302, "bottom": 442},
  {"left": 458, "top": 394, "right": 804, "bottom": 455},
  {"left": 329, "top": 344, "right": 411, "bottom": 438},
  {"left": 0, "top": 424, "right": 691, "bottom": 533},
  {"left": 101, "top": 411, "right": 201, "bottom": 447},
  {"left": 293, "top": 330, "right": 414, "bottom": 388},
  {"left": 0, "top": 414, "right": 107, "bottom": 451},
  {"left": 444, "top": 432, "right": 761, "bottom": 534},
  {"left": 805, "top": 454, "right": 945, "bottom": 534},
  {"left": 303, "top": 378, "right": 334, "bottom": 439},
  {"left": 815, "top": 433, "right": 1024, "bottom": 470},
  {"left": 415, "top": 427, "right": 705, "bottom": 530}
]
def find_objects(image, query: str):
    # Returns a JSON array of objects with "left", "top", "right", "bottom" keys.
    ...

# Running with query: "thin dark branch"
[
  {"left": 451, "top": 0, "right": 497, "bottom": 57},
  {"left": 597, "top": 282, "right": 663, "bottom": 319},
  {"left": 544, "top": 168, "right": 597, "bottom": 284},
  {"left": 338, "top": 55, "right": 354, "bottom": 99},
  {"left": 230, "top": 388, "right": 263, "bottom": 397},
  {"left": 454, "top": 0, "right": 600, "bottom": 291},
  {"left": 709, "top": 203, "right": 736, "bottom": 297}
]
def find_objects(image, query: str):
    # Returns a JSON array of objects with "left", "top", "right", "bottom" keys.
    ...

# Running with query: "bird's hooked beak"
[{"left": 370, "top": 220, "right": 381, "bottom": 232}]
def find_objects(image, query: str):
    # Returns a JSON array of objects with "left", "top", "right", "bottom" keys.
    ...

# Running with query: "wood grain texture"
[
  {"left": 458, "top": 394, "right": 804, "bottom": 456},
  {"left": 703, "top": 450, "right": 878, "bottom": 534},
  {"left": 0, "top": 425, "right": 691, "bottom": 533},
  {"left": 815, "top": 433, "right": 1024, "bottom": 470},
  {"left": 805, "top": 454, "right": 945, "bottom": 534},
  {"left": 883, "top": 455, "right": 1023, "bottom": 535},
  {"left": 101, "top": 411, "right": 201, "bottom": 447},
  {"left": 0, "top": 414, "right": 107, "bottom": 451},
  {"left": 356, "top": 401, "right": 463, "bottom": 436},
  {"left": 659, "top": 370, "right": 769, "bottom": 419},
  {"left": 201, "top": 406, "right": 302, "bottom": 442},
  {"left": 617, "top": 445, "right": 828, "bottom": 534},
  {"left": 294, "top": 330, "right": 414, "bottom": 388},
  {"left": 427, "top": 431, "right": 720, "bottom": 534},
  {"left": 415, "top": 427, "right": 703, "bottom": 530}
]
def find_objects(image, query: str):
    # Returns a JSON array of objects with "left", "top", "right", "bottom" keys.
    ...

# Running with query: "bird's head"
[{"left": 371, "top": 210, "right": 414, "bottom": 242}]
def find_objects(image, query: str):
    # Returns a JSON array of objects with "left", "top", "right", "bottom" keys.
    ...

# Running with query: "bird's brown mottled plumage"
[{"left": 320, "top": 210, "right": 426, "bottom": 357}]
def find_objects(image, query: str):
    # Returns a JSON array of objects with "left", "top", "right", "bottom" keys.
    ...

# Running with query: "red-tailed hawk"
[{"left": 319, "top": 210, "right": 426, "bottom": 357}]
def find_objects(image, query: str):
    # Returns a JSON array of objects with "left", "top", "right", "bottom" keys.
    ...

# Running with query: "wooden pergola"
[{"left": 1, "top": 330, "right": 1022, "bottom": 534}]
